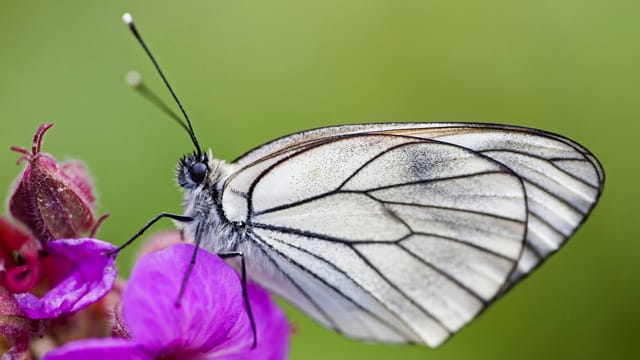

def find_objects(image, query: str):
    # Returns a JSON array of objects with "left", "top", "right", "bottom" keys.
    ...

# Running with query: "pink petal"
[
  {"left": 215, "top": 282, "right": 290, "bottom": 360},
  {"left": 14, "top": 238, "right": 117, "bottom": 319},
  {"left": 42, "top": 338, "right": 150, "bottom": 360},
  {"left": 123, "top": 244, "right": 251, "bottom": 354}
]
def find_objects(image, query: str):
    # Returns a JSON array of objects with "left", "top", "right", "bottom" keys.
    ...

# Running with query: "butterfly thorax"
[{"left": 177, "top": 153, "right": 241, "bottom": 254}]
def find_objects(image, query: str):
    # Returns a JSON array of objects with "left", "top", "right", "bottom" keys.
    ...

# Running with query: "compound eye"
[{"left": 189, "top": 162, "right": 208, "bottom": 184}]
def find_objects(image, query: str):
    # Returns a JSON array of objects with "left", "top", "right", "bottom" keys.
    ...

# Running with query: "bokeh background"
[{"left": 0, "top": 1, "right": 637, "bottom": 359}]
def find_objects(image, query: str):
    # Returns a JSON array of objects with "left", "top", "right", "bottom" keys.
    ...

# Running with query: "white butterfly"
[
  {"left": 177, "top": 122, "right": 603, "bottom": 347},
  {"left": 120, "top": 13, "right": 604, "bottom": 348}
]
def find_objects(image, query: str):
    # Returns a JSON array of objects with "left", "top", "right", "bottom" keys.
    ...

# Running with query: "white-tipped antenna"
[
  {"left": 122, "top": 12, "right": 203, "bottom": 156},
  {"left": 125, "top": 70, "right": 142, "bottom": 87},
  {"left": 125, "top": 70, "right": 190, "bottom": 133},
  {"left": 122, "top": 12, "right": 133, "bottom": 25}
]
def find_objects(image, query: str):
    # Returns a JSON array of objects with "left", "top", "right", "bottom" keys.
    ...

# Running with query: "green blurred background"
[{"left": 0, "top": 1, "right": 636, "bottom": 359}]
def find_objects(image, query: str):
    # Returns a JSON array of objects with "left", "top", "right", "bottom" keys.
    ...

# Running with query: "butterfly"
[{"left": 118, "top": 13, "right": 604, "bottom": 348}]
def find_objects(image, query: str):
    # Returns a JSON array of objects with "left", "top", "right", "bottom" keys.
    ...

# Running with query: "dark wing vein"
[
  {"left": 523, "top": 242, "right": 543, "bottom": 259},
  {"left": 480, "top": 149, "right": 599, "bottom": 190},
  {"left": 246, "top": 232, "right": 338, "bottom": 330},
  {"left": 529, "top": 212, "right": 568, "bottom": 237},
  {"left": 253, "top": 170, "right": 509, "bottom": 217},
  {"left": 351, "top": 246, "right": 452, "bottom": 334},
  {"left": 366, "top": 194, "right": 526, "bottom": 224},
  {"left": 252, "top": 190, "right": 339, "bottom": 217},
  {"left": 521, "top": 179, "right": 586, "bottom": 216},
  {"left": 394, "top": 243, "right": 487, "bottom": 304},
  {"left": 251, "top": 221, "right": 518, "bottom": 263},
  {"left": 364, "top": 193, "right": 414, "bottom": 234},
  {"left": 244, "top": 133, "right": 431, "bottom": 217},
  {"left": 549, "top": 157, "right": 591, "bottom": 162},
  {"left": 407, "top": 232, "right": 517, "bottom": 263},
  {"left": 335, "top": 140, "right": 430, "bottom": 190},
  {"left": 261, "top": 232, "right": 422, "bottom": 340},
  {"left": 242, "top": 137, "right": 344, "bottom": 216},
  {"left": 249, "top": 222, "right": 396, "bottom": 244},
  {"left": 364, "top": 170, "right": 508, "bottom": 193}
]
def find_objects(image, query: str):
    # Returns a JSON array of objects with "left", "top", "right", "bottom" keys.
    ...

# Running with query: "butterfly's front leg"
[{"left": 108, "top": 212, "right": 194, "bottom": 256}]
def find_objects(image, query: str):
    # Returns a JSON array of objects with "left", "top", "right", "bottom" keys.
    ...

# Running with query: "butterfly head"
[{"left": 177, "top": 151, "right": 210, "bottom": 189}]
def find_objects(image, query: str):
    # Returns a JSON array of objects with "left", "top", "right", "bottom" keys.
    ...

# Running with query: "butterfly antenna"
[
  {"left": 125, "top": 71, "right": 191, "bottom": 135},
  {"left": 122, "top": 12, "right": 203, "bottom": 156}
]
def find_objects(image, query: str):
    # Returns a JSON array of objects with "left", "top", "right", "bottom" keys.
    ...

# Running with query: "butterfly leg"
[
  {"left": 175, "top": 235, "right": 202, "bottom": 307},
  {"left": 219, "top": 251, "right": 258, "bottom": 349},
  {"left": 108, "top": 212, "right": 193, "bottom": 256},
  {"left": 174, "top": 246, "right": 258, "bottom": 351}
]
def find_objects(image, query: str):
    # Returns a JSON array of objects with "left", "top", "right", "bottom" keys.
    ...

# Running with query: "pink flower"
[
  {"left": 0, "top": 124, "right": 117, "bottom": 319},
  {"left": 1, "top": 124, "right": 119, "bottom": 357},
  {"left": 13, "top": 238, "right": 117, "bottom": 320},
  {"left": 43, "top": 244, "right": 290, "bottom": 360}
]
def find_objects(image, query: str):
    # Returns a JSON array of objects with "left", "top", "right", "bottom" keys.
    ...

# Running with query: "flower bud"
[{"left": 8, "top": 124, "right": 104, "bottom": 242}]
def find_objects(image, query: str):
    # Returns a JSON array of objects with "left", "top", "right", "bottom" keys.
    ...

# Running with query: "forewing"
[
  {"left": 230, "top": 123, "right": 604, "bottom": 287},
  {"left": 223, "top": 134, "right": 529, "bottom": 346}
]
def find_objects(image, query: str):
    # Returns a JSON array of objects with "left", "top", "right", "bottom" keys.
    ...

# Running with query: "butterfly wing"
[
  {"left": 230, "top": 123, "right": 604, "bottom": 287},
  {"left": 220, "top": 123, "right": 603, "bottom": 347}
]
